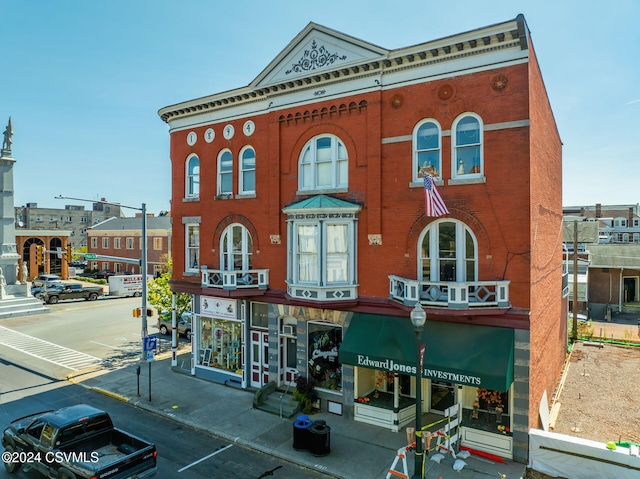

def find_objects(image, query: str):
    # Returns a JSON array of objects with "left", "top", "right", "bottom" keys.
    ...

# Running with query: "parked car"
[
  {"left": 94, "top": 270, "right": 115, "bottom": 279},
  {"left": 35, "top": 282, "right": 104, "bottom": 304},
  {"left": 1, "top": 404, "right": 157, "bottom": 477},
  {"left": 157, "top": 311, "right": 192, "bottom": 340},
  {"left": 31, "top": 274, "right": 62, "bottom": 288}
]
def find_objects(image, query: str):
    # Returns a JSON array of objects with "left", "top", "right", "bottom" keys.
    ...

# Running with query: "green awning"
[{"left": 338, "top": 314, "right": 514, "bottom": 391}]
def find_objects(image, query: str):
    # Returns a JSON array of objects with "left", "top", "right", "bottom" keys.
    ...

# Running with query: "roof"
[
  {"left": 158, "top": 15, "right": 528, "bottom": 124},
  {"left": 282, "top": 194, "right": 362, "bottom": 214},
  {"left": 90, "top": 216, "right": 171, "bottom": 232},
  {"left": 40, "top": 404, "right": 108, "bottom": 429}
]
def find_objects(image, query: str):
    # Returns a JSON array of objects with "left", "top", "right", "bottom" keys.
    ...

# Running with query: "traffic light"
[
  {"left": 65, "top": 245, "right": 73, "bottom": 264},
  {"left": 35, "top": 245, "right": 44, "bottom": 265}
]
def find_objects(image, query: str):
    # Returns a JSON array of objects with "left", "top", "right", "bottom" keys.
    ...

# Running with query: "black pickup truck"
[
  {"left": 35, "top": 283, "right": 104, "bottom": 304},
  {"left": 2, "top": 404, "right": 157, "bottom": 478}
]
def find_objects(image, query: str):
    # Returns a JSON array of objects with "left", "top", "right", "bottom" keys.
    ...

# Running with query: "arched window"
[
  {"left": 239, "top": 147, "right": 256, "bottom": 194},
  {"left": 186, "top": 155, "right": 200, "bottom": 198},
  {"left": 299, "top": 134, "right": 348, "bottom": 191},
  {"left": 419, "top": 219, "right": 477, "bottom": 282},
  {"left": 217, "top": 150, "right": 233, "bottom": 196},
  {"left": 452, "top": 113, "right": 483, "bottom": 179},
  {"left": 220, "top": 224, "right": 252, "bottom": 271},
  {"left": 413, "top": 119, "right": 441, "bottom": 181}
]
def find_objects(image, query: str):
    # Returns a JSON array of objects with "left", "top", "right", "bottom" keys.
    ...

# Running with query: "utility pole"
[{"left": 571, "top": 220, "right": 579, "bottom": 341}]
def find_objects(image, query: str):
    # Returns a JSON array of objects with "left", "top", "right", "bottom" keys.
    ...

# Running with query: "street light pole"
[
  {"left": 410, "top": 302, "right": 427, "bottom": 479},
  {"left": 55, "top": 196, "right": 148, "bottom": 358},
  {"left": 141, "top": 203, "right": 147, "bottom": 342}
]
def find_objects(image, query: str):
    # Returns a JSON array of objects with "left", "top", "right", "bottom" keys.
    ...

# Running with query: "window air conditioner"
[{"left": 282, "top": 324, "right": 295, "bottom": 336}]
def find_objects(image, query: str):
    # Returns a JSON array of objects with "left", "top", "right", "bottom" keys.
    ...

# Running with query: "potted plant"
[{"left": 293, "top": 376, "right": 318, "bottom": 414}]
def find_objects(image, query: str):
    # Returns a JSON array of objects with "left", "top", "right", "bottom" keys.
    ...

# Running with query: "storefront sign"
[
  {"left": 355, "top": 354, "right": 482, "bottom": 386},
  {"left": 200, "top": 296, "right": 236, "bottom": 319}
]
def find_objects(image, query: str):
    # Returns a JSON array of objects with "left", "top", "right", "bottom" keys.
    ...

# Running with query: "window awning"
[{"left": 338, "top": 314, "right": 514, "bottom": 391}]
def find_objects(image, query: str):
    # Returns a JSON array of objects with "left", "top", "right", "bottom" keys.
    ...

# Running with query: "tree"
[{"left": 147, "top": 260, "right": 192, "bottom": 315}]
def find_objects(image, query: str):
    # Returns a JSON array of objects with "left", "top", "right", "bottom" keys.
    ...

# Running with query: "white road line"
[
  {"left": 177, "top": 444, "right": 233, "bottom": 472},
  {"left": 90, "top": 340, "right": 120, "bottom": 349},
  {"left": 0, "top": 325, "right": 103, "bottom": 371}
]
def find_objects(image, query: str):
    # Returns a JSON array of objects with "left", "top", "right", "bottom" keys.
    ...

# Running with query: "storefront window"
[
  {"left": 463, "top": 387, "right": 511, "bottom": 435},
  {"left": 307, "top": 322, "right": 342, "bottom": 391},
  {"left": 198, "top": 318, "right": 242, "bottom": 373},
  {"left": 250, "top": 302, "right": 268, "bottom": 329}
]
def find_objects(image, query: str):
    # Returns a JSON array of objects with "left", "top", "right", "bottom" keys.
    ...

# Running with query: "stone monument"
[
  {"left": 0, "top": 117, "right": 21, "bottom": 287},
  {"left": 0, "top": 116, "right": 46, "bottom": 314}
]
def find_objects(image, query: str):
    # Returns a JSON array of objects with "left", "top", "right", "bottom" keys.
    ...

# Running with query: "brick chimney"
[{"left": 595, "top": 203, "right": 601, "bottom": 218}]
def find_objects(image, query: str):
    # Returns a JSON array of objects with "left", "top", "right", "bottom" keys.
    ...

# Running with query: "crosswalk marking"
[{"left": 0, "top": 325, "right": 103, "bottom": 371}]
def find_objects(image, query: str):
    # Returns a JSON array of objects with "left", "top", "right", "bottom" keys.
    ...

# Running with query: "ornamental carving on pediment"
[{"left": 286, "top": 40, "right": 347, "bottom": 75}]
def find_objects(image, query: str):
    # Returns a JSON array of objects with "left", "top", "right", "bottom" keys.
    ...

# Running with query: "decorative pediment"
[{"left": 253, "top": 23, "right": 388, "bottom": 88}]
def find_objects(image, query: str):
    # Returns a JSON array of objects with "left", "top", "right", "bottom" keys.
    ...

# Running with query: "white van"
[{"left": 108, "top": 275, "right": 143, "bottom": 297}]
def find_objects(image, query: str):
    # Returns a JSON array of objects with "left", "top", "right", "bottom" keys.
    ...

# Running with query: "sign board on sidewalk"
[{"left": 143, "top": 336, "right": 157, "bottom": 352}]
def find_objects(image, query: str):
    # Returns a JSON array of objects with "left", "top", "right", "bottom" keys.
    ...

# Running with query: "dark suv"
[{"left": 94, "top": 270, "right": 115, "bottom": 279}]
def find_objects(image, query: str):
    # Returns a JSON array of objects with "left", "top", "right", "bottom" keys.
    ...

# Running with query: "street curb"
[{"left": 66, "top": 371, "right": 346, "bottom": 479}]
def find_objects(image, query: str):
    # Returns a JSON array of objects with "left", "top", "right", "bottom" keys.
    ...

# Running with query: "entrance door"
[
  {"left": 623, "top": 277, "right": 637, "bottom": 303},
  {"left": 279, "top": 335, "right": 298, "bottom": 387},
  {"left": 250, "top": 330, "right": 269, "bottom": 388},
  {"left": 430, "top": 381, "right": 456, "bottom": 413}
]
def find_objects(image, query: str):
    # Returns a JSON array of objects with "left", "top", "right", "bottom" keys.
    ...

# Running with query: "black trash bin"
[
  {"left": 308, "top": 420, "right": 331, "bottom": 456},
  {"left": 292, "top": 415, "right": 313, "bottom": 451}
]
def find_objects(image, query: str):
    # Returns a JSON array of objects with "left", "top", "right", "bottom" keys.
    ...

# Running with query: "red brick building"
[
  {"left": 87, "top": 215, "right": 171, "bottom": 276},
  {"left": 159, "top": 15, "right": 564, "bottom": 462}
]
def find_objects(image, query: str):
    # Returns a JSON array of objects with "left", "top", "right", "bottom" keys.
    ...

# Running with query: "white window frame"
[
  {"left": 614, "top": 218, "right": 627, "bottom": 228},
  {"left": 217, "top": 149, "right": 233, "bottom": 196},
  {"left": 186, "top": 223, "right": 200, "bottom": 272},
  {"left": 91, "top": 237, "right": 98, "bottom": 249},
  {"left": 114, "top": 237, "right": 121, "bottom": 249},
  {"left": 287, "top": 215, "right": 357, "bottom": 288},
  {"left": 298, "top": 134, "right": 348, "bottom": 192},
  {"left": 451, "top": 112, "right": 484, "bottom": 180},
  {"left": 418, "top": 219, "right": 478, "bottom": 282},
  {"left": 153, "top": 237, "right": 162, "bottom": 250},
  {"left": 102, "top": 237, "right": 109, "bottom": 249},
  {"left": 220, "top": 224, "right": 252, "bottom": 272},
  {"left": 413, "top": 119, "right": 442, "bottom": 181},
  {"left": 186, "top": 154, "right": 200, "bottom": 198},
  {"left": 239, "top": 146, "right": 256, "bottom": 195},
  {"left": 126, "top": 237, "right": 135, "bottom": 249}
]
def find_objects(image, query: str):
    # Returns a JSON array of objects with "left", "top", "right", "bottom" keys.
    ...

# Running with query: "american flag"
[{"left": 423, "top": 175, "right": 449, "bottom": 217}]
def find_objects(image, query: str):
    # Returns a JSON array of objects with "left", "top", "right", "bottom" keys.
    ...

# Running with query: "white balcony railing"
[
  {"left": 201, "top": 267, "right": 269, "bottom": 290},
  {"left": 389, "top": 275, "right": 510, "bottom": 309}
]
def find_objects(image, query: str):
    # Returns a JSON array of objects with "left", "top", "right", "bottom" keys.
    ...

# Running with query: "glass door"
[{"left": 430, "top": 381, "right": 455, "bottom": 413}]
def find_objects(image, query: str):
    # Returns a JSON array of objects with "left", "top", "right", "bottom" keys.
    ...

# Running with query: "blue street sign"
[{"left": 143, "top": 336, "right": 157, "bottom": 352}]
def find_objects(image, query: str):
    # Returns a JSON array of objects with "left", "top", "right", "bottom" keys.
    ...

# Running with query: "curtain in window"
[
  {"left": 326, "top": 224, "right": 348, "bottom": 283},
  {"left": 297, "top": 225, "right": 318, "bottom": 282},
  {"left": 187, "top": 225, "right": 199, "bottom": 270}
]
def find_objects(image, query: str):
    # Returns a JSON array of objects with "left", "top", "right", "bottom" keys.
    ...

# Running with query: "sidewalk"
[{"left": 69, "top": 354, "right": 526, "bottom": 479}]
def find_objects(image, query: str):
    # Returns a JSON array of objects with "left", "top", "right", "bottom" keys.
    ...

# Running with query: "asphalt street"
[{"left": 0, "top": 359, "right": 331, "bottom": 479}]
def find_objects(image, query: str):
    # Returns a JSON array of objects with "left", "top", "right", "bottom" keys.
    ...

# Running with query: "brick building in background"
[
  {"left": 87, "top": 215, "right": 171, "bottom": 277},
  {"left": 159, "top": 15, "right": 564, "bottom": 462}
]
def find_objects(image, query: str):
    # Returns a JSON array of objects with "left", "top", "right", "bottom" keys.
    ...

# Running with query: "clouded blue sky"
[{"left": 2, "top": 0, "right": 638, "bottom": 215}]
